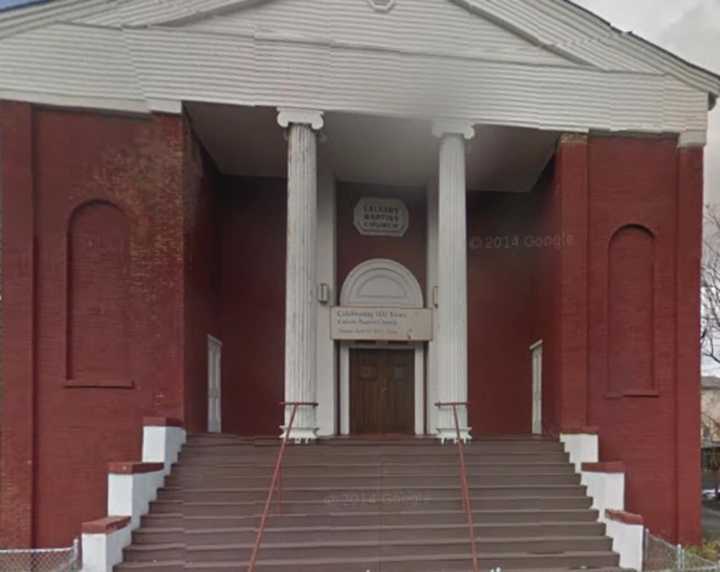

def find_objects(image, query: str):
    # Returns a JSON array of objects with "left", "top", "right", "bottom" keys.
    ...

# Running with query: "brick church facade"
[{"left": 0, "top": 0, "right": 718, "bottom": 555}]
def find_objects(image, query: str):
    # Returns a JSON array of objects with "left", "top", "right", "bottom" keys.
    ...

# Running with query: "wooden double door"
[{"left": 350, "top": 348, "right": 414, "bottom": 435}]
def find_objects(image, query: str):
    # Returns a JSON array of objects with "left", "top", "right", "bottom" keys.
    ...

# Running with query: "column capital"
[
  {"left": 678, "top": 129, "right": 707, "bottom": 149},
  {"left": 277, "top": 107, "right": 324, "bottom": 130},
  {"left": 432, "top": 119, "right": 475, "bottom": 140}
]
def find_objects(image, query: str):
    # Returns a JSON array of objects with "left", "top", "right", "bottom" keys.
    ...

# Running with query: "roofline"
[
  {"left": 562, "top": 0, "right": 720, "bottom": 104},
  {"left": 625, "top": 31, "right": 720, "bottom": 86},
  {"left": 0, "top": 0, "right": 717, "bottom": 113},
  {"left": 0, "top": 0, "right": 48, "bottom": 14}
]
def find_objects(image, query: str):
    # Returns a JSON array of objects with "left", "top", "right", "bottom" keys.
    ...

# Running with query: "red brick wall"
[
  {"left": 0, "top": 105, "right": 186, "bottom": 547},
  {"left": 607, "top": 225, "right": 655, "bottom": 395},
  {"left": 466, "top": 183, "right": 553, "bottom": 434},
  {"left": 337, "top": 183, "right": 426, "bottom": 293},
  {"left": 554, "top": 137, "right": 590, "bottom": 431},
  {"left": 67, "top": 202, "right": 130, "bottom": 383},
  {"left": 183, "top": 123, "right": 221, "bottom": 434},
  {"left": 471, "top": 135, "right": 702, "bottom": 542},
  {"left": 218, "top": 177, "right": 286, "bottom": 436},
  {"left": 530, "top": 167, "right": 563, "bottom": 434},
  {"left": 585, "top": 135, "right": 700, "bottom": 543},
  {"left": 0, "top": 102, "right": 36, "bottom": 548},
  {"left": 675, "top": 145, "right": 703, "bottom": 544}
]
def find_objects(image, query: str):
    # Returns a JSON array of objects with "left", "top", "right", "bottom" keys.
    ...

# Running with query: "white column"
[
  {"left": 433, "top": 120, "right": 474, "bottom": 443},
  {"left": 426, "top": 180, "right": 440, "bottom": 435},
  {"left": 277, "top": 108, "right": 324, "bottom": 443},
  {"left": 315, "top": 165, "right": 337, "bottom": 437}
]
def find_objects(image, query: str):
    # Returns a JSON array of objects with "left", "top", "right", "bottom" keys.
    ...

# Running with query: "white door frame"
[
  {"left": 340, "top": 341, "right": 425, "bottom": 436},
  {"left": 530, "top": 339, "right": 543, "bottom": 435},
  {"left": 337, "top": 258, "right": 426, "bottom": 436},
  {"left": 207, "top": 335, "right": 223, "bottom": 433}
]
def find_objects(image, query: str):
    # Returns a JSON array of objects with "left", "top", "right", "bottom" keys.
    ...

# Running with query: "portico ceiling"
[{"left": 187, "top": 103, "right": 557, "bottom": 192}]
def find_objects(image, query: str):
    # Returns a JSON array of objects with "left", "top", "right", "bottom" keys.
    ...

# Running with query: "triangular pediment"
[
  {"left": 0, "top": 0, "right": 716, "bottom": 135},
  {"left": 81, "top": 0, "right": 581, "bottom": 67}
]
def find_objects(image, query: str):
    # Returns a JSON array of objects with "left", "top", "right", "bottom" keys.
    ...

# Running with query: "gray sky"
[{"left": 572, "top": 0, "right": 720, "bottom": 204}]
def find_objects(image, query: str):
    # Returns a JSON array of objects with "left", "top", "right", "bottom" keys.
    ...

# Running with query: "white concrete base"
[
  {"left": 582, "top": 469, "right": 625, "bottom": 522},
  {"left": 81, "top": 525, "right": 131, "bottom": 572},
  {"left": 83, "top": 418, "right": 187, "bottom": 571},
  {"left": 280, "top": 426, "right": 318, "bottom": 444},
  {"left": 436, "top": 427, "right": 472, "bottom": 444},
  {"left": 606, "top": 512, "right": 645, "bottom": 571},
  {"left": 561, "top": 431, "right": 643, "bottom": 570},
  {"left": 560, "top": 432, "right": 599, "bottom": 472},
  {"left": 108, "top": 470, "right": 164, "bottom": 530},
  {"left": 142, "top": 424, "right": 186, "bottom": 475}
]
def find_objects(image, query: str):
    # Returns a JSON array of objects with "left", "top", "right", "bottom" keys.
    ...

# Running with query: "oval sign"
[{"left": 353, "top": 197, "right": 409, "bottom": 237}]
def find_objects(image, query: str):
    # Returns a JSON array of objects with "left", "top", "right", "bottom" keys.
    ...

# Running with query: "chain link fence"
[
  {"left": 0, "top": 539, "right": 79, "bottom": 572},
  {"left": 645, "top": 530, "right": 720, "bottom": 571}
]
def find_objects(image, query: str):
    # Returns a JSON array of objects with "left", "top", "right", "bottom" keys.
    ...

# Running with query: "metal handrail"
[
  {"left": 247, "top": 401, "right": 318, "bottom": 572},
  {"left": 436, "top": 401, "right": 479, "bottom": 572}
]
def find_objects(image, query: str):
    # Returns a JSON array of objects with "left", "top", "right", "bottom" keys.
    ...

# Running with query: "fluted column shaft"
[
  {"left": 279, "top": 109, "right": 323, "bottom": 442},
  {"left": 434, "top": 123, "right": 473, "bottom": 442}
]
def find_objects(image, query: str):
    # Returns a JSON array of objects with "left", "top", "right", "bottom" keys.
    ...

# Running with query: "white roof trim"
[{"left": 0, "top": 87, "right": 151, "bottom": 114}]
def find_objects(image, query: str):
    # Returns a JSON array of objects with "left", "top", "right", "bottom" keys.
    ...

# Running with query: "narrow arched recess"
[
  {"left": 66, "top": 201, "right": 131, "bottom": 386},
  {"left": 607, "top": 224, "right": 656, "bottom": 396}
]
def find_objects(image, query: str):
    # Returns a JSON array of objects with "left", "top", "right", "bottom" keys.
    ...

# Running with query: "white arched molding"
[
  {"left": 339, "top": 259, "right": 426, "bottom": 436},
  {"left": 340, "top": 258, "right": 423, "bottom": 309}
]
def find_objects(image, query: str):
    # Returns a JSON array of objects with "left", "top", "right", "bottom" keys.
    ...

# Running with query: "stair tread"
[
  {"left": 136, "top": 521, "right": 603, "bottom": 535},
  {"left": 119, "top": 553, "right": 620, "bottom": 567},
  {"left": 162, "top": 484, "right": 583, "bottom": 492},
  {"left": 169, "top": 470, "right": 575, "bottom": 475},
  {"left": 128, "top": 535, "right": 609, "bottom": 552},
  {"left": 153, "top": 494, "right": 589, "bottom": 506},
  {"left": 118, "top": 550, "right": 619, "bottom": 566},
  {"left": 176, "top": 462, "right": 572, "bottom": 465},
  {"left": 145, "top": 510, "right": 597, "bottom": 519}
]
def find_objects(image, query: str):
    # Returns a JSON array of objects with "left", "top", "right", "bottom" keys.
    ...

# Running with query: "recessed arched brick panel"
[
  {"left": 67, "top": 201, "right": 130, "bottom": 385},
  {"left": 607, "top": 224, "right": 655, "bottom": 396}
]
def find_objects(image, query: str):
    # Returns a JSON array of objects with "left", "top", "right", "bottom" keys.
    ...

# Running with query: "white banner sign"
[{"left": 331, "top": 307, "right": 433, "bottom": 341}]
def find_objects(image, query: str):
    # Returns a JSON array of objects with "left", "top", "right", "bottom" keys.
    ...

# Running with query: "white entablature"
[{"left": 0, "top": 0, "right": 717, "bottom": 136}]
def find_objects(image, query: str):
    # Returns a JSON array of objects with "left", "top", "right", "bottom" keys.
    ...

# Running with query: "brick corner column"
[
  {"left": 555, "top": 132, "right": 590, "bottom": 432},
  {"left": 432, "top": 119, "right": 475, "bottom": 443},
  {"left": 675, "top": 129, "right": 704, "bottom": 544},
  {"left": 0, "top": 101, "right": 36, "bottom": 547},
  {"left": 277, "top": 108, "right": 324, "bottom": 443}
]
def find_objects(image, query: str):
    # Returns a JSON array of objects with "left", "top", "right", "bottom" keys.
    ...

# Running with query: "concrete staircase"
[{"left": 115, "top": 434, "right": 626, "bottom": 571}]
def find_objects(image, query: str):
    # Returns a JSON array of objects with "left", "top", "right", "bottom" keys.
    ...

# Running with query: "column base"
[
  {"left": 436, "top": 427, "right": 472, "bottom": 444},
  {"left": 279, "top": 426, "right": 319, "bottom": 444}
]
